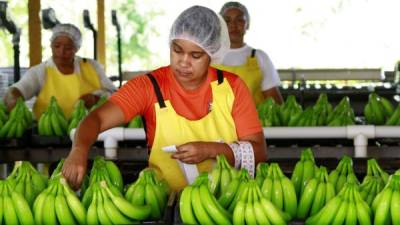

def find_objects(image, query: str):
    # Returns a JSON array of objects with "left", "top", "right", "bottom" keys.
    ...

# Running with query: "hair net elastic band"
[{"left": 50, "top": 23, "right": 82, "bottom": 50}]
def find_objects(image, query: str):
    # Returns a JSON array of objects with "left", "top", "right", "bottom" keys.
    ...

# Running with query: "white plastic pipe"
[
  {"left": 124, "top": 128, "right": 146, "bottom": 140},
  {"left": 375, "top": 126, "right": 400, "bottom": 138},
  {"left": 263, "top": 127, "right": 347, "bottom": 138}
]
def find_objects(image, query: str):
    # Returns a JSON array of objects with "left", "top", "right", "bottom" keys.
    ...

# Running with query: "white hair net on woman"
[
  {"left": 50, "top": 23, "right": 82, "bottom": 50},
  {"left": 169, "top": 5, "right": 230, "bottom": 64},
  {"left": 220, "top": 1, "right": 250, "bottom": 29}
]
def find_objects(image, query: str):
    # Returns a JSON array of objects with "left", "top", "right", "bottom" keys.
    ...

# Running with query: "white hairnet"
[
  {"left": 220, "top": 1, "right": 250, "bottom": 29},
  {"left": 50, "top": 23, "right": 82, "bottom": 50},
  {"left": 169, "top": 5, "right": 230, "bottom": 64}
]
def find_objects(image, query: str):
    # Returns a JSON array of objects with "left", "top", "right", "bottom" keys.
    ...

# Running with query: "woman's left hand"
[{"left": 172, "top": 142, "right": 213, "bottom": 164}]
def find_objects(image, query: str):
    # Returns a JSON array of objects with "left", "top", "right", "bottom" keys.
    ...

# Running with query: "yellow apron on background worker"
[
  {"left": 33, "top": 60, "right": 101, "bottom": 119},
  {"left": 148, "top": 70, "right": 238, "bottom": 191},
  {"left": 214, "top": 49, "right": 264, "bottom": 105}
]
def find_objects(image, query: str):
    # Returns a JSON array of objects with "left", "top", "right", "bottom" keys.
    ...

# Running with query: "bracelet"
[
  {"left": 228, "top": 142, "right": 242, "bottom": 169},
  {"left": 238, "top": 141, "right": 255, "bottom": 178}
]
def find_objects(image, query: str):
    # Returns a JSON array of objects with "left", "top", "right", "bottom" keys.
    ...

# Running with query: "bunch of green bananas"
[
  {"left": 6, "top": 161, "right": 48, "bottom": 207},
  {"left": 85, "top": 180, "right": 151, "bottom": 224},
  {"left": 125, "top": 168, "right": 169, "bottom": 220},
  {"left": 288, "top": 107, "right": 316, "bottom": 126},
  {"left": 296, "top": 166, "right": 336, "bottom": 219},
  {"left": 180, "top": 173, "right": 232, "bottom": 225},
  {"left": 386, "top": 104, "right": 400, "bottom": 125},
  {"left": 326, "top": 96, "right": 355, "bottom": 126},
  {"left": 372, "top": 174, "right": 400, "bottom": 225},
  {"left": 291, "top": 148, "right": 318, "bottom": 197},
  {"left": 260, "top": 163, "right": 298, "bottom": 218},
  {"left": 209, "top": 154, "right": 239, "bottom": 198},
  {"left": 90, "top": 95, "right": 108, "bottom": 111},
  {"left": 218, "top": 168, "right": 250, "bottom": 212},
  {"left": 37, "top": 96, "right": 68, "bottom": 136},
  {"left": 33, "top": 177, "right": 87, "bottom": 225},
  {"left": 364, "top": 92, "right": 394, "bottom": 125},
  {"left": 126, "top": 116, "right": 144, "bottom": 128},
  {"left": 312, "top": 93, "right": 333, "bottom": 126},
  {"left": 0, "top": 179, "right": 35, "bottom": 225},
  {"left": 328, "top": 155, "right": 359, "bottom": 193},
  {"left": 305, "top": 181, "right": 372, "bottom": 225},
  {"left": 233, "top": 180, "right": 291, "bottom": 225},
  {"left": 279, "top": 95, "right": 302, "bottom": 126},
  {"left": 0, "top": 98, "right": 32, "bottom": 139},
  {"left": 257, "top": 98, "right": 281, "bottom": 126},
  {"left": 255, "top": 162, "right": 269, "bottom": 187},
  {"left": 81, "top": 156, "right": 124, "bottom": 207},
  {"left": 359, "top": 159, "right": 388, "bottom": 205},
  {"left": 68, "top": 99, "right": 88, "bottom": 134}
]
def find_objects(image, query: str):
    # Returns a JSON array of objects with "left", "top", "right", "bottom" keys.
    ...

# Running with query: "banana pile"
[
  {"left": 260, "top": 163, "right": 298, "bottom": 218},
  {"left": 328, "top": 155, "right": 359, "bottom": 193},
  {"left": 0, "top": 97, "right": 32, "bottom": 139},
  {"left": 6, "top": 161, "right": 48, "bottom": 207},
  {"left": 305, "top": 181, "right": 372, "bottom": 225},
  {"left": 0, "top": 179, "right": 35, "bottom": 225},
  {"left": 291, "top": 148, "right": 318, "bottom": 197},
  {"left": 33, "top": 177, "right": 87, "bottom": 225},
  {"left": 233, "top": 180, "right": 290, "bottom": 225},
  {"left": 37, "top": 96, "right": 68, "bottom": 136},
  {"left": 125, "top": 168, "right": 169, "bottom": 220},
  {"left": 67, "top": 99, "right": 88, "bottom": 134},
  {"left": 82, "top": 156, "right": 124, "bottom": 208},
  {"left": 86, "top": 180, "right": 152, "bottom": 224},
  {"left": 218, "top": 168, "right": 250, "bottom": 212},
  {"left": 325, "top": 96, "right": 355, "bottom": 126},
  {"left": 360, "top": 159, "right": 388, "bottom": 205},
  {"left": 257, "top": 98, "right": 282, "bottom": 126},
  {"left": 296, "top": 166, "right": 335, "bottom": 219},
  {"left": 127, "top": 116, "right": 144, "bottom": 128},
  {"left": 372, "top": 174, "right": 400, "bottom": 225},
  {"left": 180, "top": 173, "right": 232, "bottom": 225},
  {"left": 209, "top": 154, "right": 238, "bottom": 198},
  {"left": 364, "top": 92, "right": 398, "bottom": 125},
  {"left": 279, "top": 95, "right": 303, "bottom": 126}
]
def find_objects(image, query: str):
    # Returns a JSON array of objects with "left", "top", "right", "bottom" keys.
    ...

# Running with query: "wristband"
[
  {"left": 238, "top": 141, "right": 255, "bottom": 178},
  {"left": 228, "top": 142, "right": 241, "bottom": 169}
]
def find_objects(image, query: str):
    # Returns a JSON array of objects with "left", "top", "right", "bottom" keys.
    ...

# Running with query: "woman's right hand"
[{"left": 62, "top": 148, "right": 88, "bottom": 190}]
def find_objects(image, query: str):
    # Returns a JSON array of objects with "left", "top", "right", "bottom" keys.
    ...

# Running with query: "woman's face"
[
  {"left": 170, "top": 39, "right": 211, "bottom": 90},
  {"left": 51, "top": 36, "right": 77, "bottom": 65},
  {"left": 223, "top": 8, "right": 247, "bottom": 47}
]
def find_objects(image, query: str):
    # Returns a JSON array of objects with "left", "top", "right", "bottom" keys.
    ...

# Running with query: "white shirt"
[
  {"left": 12, "top": 56, "right": 117, "bottom": 100},
  {"left": 221, "top": 44, "right": 281, "bottom": 91}
]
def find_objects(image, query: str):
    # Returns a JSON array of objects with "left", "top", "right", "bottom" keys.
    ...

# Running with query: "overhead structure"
[
  {"left": 111, "top": 10, "right": 122, "bottom": 87},
  {"left": 83, "top": 9, "right": 97, "bottom": 60},
  {"left": 0, "top": 1, "right": 21, "bottom": 83},
  {"left": 41, "top": 8, "right": 59, "bottom": 29}
]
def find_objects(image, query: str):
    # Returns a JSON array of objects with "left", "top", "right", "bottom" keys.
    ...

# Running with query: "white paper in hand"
[{"left": 162, "top": 145, "right": 199, "bottom": 184}]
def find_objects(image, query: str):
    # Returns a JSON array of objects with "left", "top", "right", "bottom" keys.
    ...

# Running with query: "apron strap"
[
  {"left": 251, "top": 49, "right": 256, "bottom": 57},
  {"left": 146, "top": 73, "right": 166, "bottom": 108},
  {"left": 216, "top": 69, "right": 224, "bottom": 85}
]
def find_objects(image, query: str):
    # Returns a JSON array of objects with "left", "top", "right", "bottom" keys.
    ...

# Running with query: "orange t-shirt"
[{"left": 109, "top": 65, "right": 262, "bottom": 147}]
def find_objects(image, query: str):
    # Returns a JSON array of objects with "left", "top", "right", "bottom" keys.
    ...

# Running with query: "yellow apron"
[
  {"left": 33, "top": 59, "right": 101, "bottom": 119},
  {"left": 214, "top": 49, "right": 264, "bottom": 105},
  {"left": 148, "top": 70, "right": 238, "bottom": 191}
]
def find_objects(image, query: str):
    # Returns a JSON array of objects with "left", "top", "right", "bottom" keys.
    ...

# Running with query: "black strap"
[
  {"left": 217, "top": 69, "right": 223, "bottom": 85},
  {"left": 146, "top": 74, "right": 166, "bottom": 108},
  {"left": 251, "top": 49, "right": 256, "bottom": 57}
]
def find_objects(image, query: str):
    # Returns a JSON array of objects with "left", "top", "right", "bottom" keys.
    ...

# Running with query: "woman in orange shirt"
[{"left": 62, "top": 5, "right": 267, "bottom": 191}]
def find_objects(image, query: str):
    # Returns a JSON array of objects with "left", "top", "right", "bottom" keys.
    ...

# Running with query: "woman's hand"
[
  {"left": 62, "top": 148, "right": 88, "bottom": 190},
  {"left": 172, "top": 141, "right": 233, "bottom": 164},
  {"left": 80, "top": 93, "right": 99, "bottom": 108}
]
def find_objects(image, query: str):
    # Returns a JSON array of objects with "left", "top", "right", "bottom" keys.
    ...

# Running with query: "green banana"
[
  {"left": 180, "top": 186, "right": 198, "bottom": 225},
  {"left": 191, "top": 186, "right": 215, "bottom": 224},
  {"left": 253, "top": 200, "right": 271, "bottom": 225},
  {"left": 310, "top": 182, "right": 326, "bottom": 216},
  {"left": 280, "top": 176, "right": 297, "bottom": 218},
  {"left": 296, "top": 178, "right": 318, "bottom": 219},
  {"left": 200, "top": 183, "right": 231, "bottom": 225},
  {"left": 218, "top": 178, "right": 240, "bottom": 208},
  {"left": 101, "top": 188, "right": 133, "bottom": 225},
  {"left": 259, "top": 197, "right": 286, "bottom": 225},
  {"left": 390, "top": 190, "right": 400, "bottom": 225},
  {"left": 331, "top": 199, "right": 348, "bottom": 225},
  {"left": 3, "top": 194, "right": 19, "bottom": 225},
  {"left": 11, "top": 190, "right": 35, "bottom": 225},
  {"left": 232, "top": 200, "right": 246, "bottom": 225},
  {"left": 55, "top": 192, "right": 76, "bottom": 225},
  {"left": 42, "top": 184, "right": 57, "bottom": 225},
  {"left": 86, "top": 189, "right": 99, "bottom": 225},
  {"left": 105, "top": 160, "right": 124, "bottom": 192},
  {"left": 374, "top": 187, "right": 393, "bottom": 225},
  {"left": 62, "top": 180, "right": 87, "bottom": 225},
  {"left": 244, "top": 202, "right": 257, "bottom": 225},
  {"left": 145, "top": 182, "right": 162, "bottom": 219},
  {"left": 96, "top": 191, "right": 114, "bottom": 225},
  {"left": 271, "top": 178, "right": 284, "bottom": 210},
  {"left": 291, "top": 160, "right": 304, "bottom": 197},
  {"left": 130, "top": 183, "right": 146, "bottom": 205},
  {"left": 50, "top": 112, "right": 64, "bottom": 136}
]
